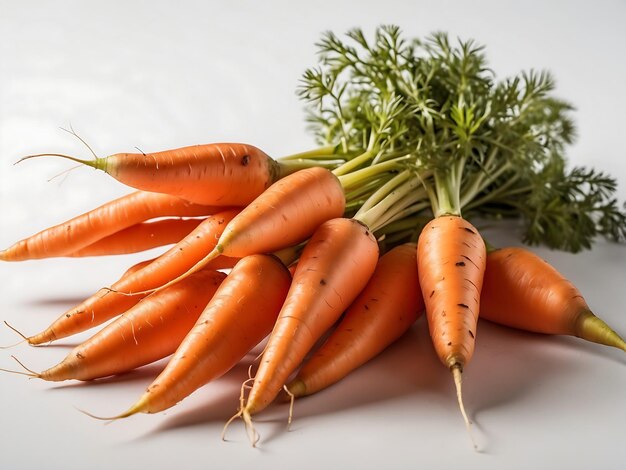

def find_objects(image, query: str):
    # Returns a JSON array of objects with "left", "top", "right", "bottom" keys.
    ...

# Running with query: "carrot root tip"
[
  {"left": 1, "top": 322, "right": 29, "bottom": 349},
  {"left": 285, "top": 379, "right": 306, "bottom": 398},
  {"left": 76, "top": 401, "right": 143, "bottom": 422},
  {"left": 451, "top": 365, "right": 479, "bottom": 451},
  {"left": 283, "top": 385, "right": 295, "bottom": 431},
  {"left": 242, "top": 409, "right": 260, "bottom": 447},
  {"left": 221, "top": 410, "right": 243, "bottom": 442}
]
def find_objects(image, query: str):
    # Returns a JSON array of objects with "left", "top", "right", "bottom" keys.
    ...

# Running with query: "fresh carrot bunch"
[{"left": 2, "top": 26, "right": 626, "bottom": 451}]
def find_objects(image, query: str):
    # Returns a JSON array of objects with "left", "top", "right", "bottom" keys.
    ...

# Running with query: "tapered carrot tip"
[
  {"left": 16, "top": 153, "right": 107, "bottom": 172},
  {"left": 576, "top": 310, "right": 626, "bottom": 353},
  {"left": 78, "top": 396, "right": 148, "bottom": 422},
  {"left": 285, "top": 379, "right": 306, "bottom": 398},
  {"left": 451, "top": 365, "right": 479, "bottom": 451},
  {"left": 26, "top": 328, "right": 57, "bottom": 346},
  {"left": 8, "top": 321, "right": 57, "bottom": 348}
]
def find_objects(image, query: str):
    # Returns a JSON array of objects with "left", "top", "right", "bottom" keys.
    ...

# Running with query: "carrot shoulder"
[
  {"left": 480, "top": 247, "right": 626, "bottom": 352},
  {"left": 242, "top": 218, "right": 379, "bottom": 421},
  {"left": 26, "top": 209, "right": 239, "bottom": 345},
  {"left": 36, "top": 270, "right": 226, "bottom": 381},
  {"left": 288, "top": 242, "right": 424, "bottom": 397},
  {"left": 0, "top": 191, "right": 215, "bottom": 261},
  {"left": 109, "top": 254, "right": 292, "bottom": 418}
]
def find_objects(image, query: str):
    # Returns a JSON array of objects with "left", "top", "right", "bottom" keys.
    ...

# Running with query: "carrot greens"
[{"left": 297, "top": 25, "right": 626, "bottom": 251}]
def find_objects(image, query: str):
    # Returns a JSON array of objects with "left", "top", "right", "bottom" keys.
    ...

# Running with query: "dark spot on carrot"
[
  {"left": 463, "top": 227, "right": 476, "bottom": 234},
  {"left": 469, "top": 330, "right": 475, "bottom": 339},
  {"left": 455, "top": 261, "right": 466, "bottom": 267},
  {"left": 447, "top": 341, "right": 452, "bottom": 346},
  {"left": 76, "top": 352, "right": 85, "bottom": 359},
  {"left": 430, "top": 290, "right": 435, "bottom": 298},
  {"left": 218, "top": 219, "right": 225, "bottom": 224},
  {"left": 461, "top": 255, "right": 479, "bottom": 269},
  {"left": 66, "top": 314, "right": 71, "bottom": 318},
  {"left": 364, "top": 304, "right": 369, "bottom": 310},
  {"left": 241, "top": 154, "right": 250, "bottom": 166},
  {"left": 320, "top": 278, "right": 327, "bottom": 285},
  {"left": 458, "top": 303, "right": 469, "bottom": 309}
]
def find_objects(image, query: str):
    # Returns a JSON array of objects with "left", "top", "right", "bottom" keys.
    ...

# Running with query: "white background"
[{"left": 1, "top": 1, "right": 626, "bottom": 469}]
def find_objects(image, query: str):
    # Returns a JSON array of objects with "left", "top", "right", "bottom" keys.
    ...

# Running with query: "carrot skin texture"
[
  {"left": 38, "top": 270, "right": 226, "bottom": 381},
  {"left": 124, "top": 254, "right": 292, "bottom": 415},
  {"left": 159, "top": 167, "right": 346, "bottom": 289},
  {"left": 27, "top": 210, "right": 239, "bottom": 345},
  {"left": 69, "top": 218, "right": 204, "bottom": 257},
  {"left": 288, "top": 243, "right": 424, "bottom": 397},
  {"left": 0, "top": 190, "right": 216, "bottom": 261},
  {"left": 90, "top": 143, "right": 281, "bottom": 206},
  {"left": 417, "top": 216, "right": 486, "bottom": 370},
  {"left": 480, "top": 247, "right": 626, "bottom": 351},
  {"left": 244, "top": 218, "right": 379, "bottom": 416}
]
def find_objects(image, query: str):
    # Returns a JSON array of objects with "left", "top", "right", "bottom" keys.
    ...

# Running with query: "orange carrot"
[
  {"left": 417, "top": 215, "right": 486, "bottom": 444},
  {"left": 287, "top": 243, "right": 424, "bottom": 397},
  {"left": 152, "top": 166, "right": 346, "bottom": 291},
  {"left": 28, "top": 270, "right": 226, "bottom": 381},
  {"left": 22, "top": 143, "right": 284, "bottom": 206},
  {"left": 69, "top": 218, "right": 203, "bottom": 257},
  {"left": 119, "top": 258, "right": 157, "bottom": 278},
  {"left": 0, "top": 191, "right": 216, "bottom": 261},
  {"left": 99, "top": 254, "right": 292, "bottom": 418},
  {"left": 481, "top": 246, "right": 626, "bottom": 352},
  {"left": 26, "top": 209, "right": 239, "bottom": 345},
  {"left": 240, "top": 218, "right": 379, "bottom": 436}
]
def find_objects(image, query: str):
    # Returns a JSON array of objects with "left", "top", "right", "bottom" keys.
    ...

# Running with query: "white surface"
[{"left": 1, "top": 1, "right": 626, "bottom": 469}]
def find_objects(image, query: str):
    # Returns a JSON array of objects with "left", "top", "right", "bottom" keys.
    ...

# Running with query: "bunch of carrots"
[{"left": 2, "top": 26, "right": 626, "bottom": 449}]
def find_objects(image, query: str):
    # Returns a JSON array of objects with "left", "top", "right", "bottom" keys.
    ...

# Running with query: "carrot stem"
[{"left": 279, "top": 145, "right": 339, "bottom": 161}]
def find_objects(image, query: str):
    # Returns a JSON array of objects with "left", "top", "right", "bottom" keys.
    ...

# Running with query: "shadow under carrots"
[
  {"left": 73, "top": 314, "right": 625, "bottom": 448},
  {"left": 25, "top": 295, "right": 93, "bottom": 309},
  {"left": 129, "top": 361, "right": 256, "bottom": 441}
]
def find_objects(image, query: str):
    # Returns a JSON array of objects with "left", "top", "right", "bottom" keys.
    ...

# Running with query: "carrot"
[
  {"left": 69, "top": 218, "right": 203, "bottom": 257},
  {"left": 287, "top": 243, "right": 424, "bottom": 397},
  {"left": 417, "top": 215, "right": 486, "bottom": 445},
  {"left": 98, "top": 254, "right": 292, "bottom": 418},
  {"left": 239, "top": 217, "right": 379, "bottom": 440},
  {"left": 26, "top": 270, "right": 226, "bottom": 381},
  {"left": 26, "top": 209, "right": 239, "bottom": 345},
  {"left": 21, "top": 143, "right": 285, "bottom": 206},
  {"left": 0, "top": 190, "right": 216, "bottom": 261},
  {"left": 480, "top": 246, "right": 626, "bottom": 352},
  {"left": 151, "top": 166, "right": 346, "bottom": 292}
]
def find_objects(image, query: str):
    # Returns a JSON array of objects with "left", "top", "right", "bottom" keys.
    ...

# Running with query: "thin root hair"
[{"left": 60, "top": 124, "right": 99, "bottom": 159}]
